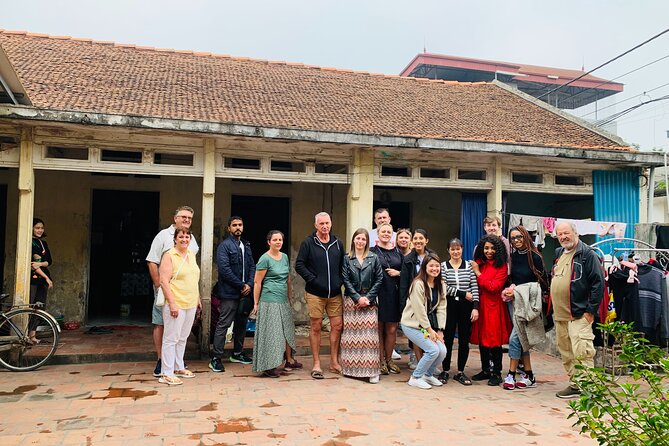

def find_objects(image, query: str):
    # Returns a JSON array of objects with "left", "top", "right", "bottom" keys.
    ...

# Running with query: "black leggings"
[
  {"left": 479, "top": 346, "right": 503, "bottom": 375},
  {"left": 29, "top": 284, "right": 48, "bottom": 332},
  {"left": 442, "top": 297, "right": 473, "bottom": 372}
]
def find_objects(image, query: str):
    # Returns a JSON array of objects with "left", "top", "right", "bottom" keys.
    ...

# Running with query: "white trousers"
[{"left": 161, "top": 306, "right": 197, "bottom": 376}]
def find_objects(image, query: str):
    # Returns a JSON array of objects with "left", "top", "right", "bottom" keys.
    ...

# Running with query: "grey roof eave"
[{"left": 0, "top": 104, "right": 664, "bottom": 167}]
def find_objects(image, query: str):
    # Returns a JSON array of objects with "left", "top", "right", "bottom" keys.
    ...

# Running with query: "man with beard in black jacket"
[{"left": 295, "top": 212, "right": 345, "bottom": 379}]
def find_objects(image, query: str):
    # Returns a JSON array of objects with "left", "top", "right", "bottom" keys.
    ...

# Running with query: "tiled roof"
[{"left": 0, "top": 30, "right": 629, "bottom": 151}]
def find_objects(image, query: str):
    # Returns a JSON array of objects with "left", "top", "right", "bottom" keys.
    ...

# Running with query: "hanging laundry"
[{"left": 507, "top": 213, "right": 547, "bottom": 247}]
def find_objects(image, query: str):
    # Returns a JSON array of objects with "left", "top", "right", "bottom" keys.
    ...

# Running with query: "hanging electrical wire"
[
  {"left": 565, "top": 53, "right": 669, "bottom": 107},
  {"left": 595, "top": 94, "right": 669, "bottom": 127},
  {"left": 537, "top": 27, "right": 669, "bottom": 100},
  {"left": 579, "top": 81, "right": 669, "bottom": 118}
]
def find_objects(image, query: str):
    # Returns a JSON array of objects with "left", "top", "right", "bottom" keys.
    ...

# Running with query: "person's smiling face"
[{"left": 483, "top": 242, "right": 496, "bottom": 260}]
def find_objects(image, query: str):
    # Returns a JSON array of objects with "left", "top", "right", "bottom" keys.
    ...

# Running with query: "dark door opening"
[
  {"left": 230, "top": 195, "right": 290, "bottom": 262},
  {"left": 373, "top": 200, "right": 412, "bottom": 230},
  {"left": 0, "top": 184, "right": 6, "bottom": 292},
  {"left": 88, "top": 190, "right": 159, "bottom": 323}
]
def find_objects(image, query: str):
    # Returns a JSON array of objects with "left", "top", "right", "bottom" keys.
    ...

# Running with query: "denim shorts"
[{"left": 508, "top": 328, "right": 529, "bottom": 360}]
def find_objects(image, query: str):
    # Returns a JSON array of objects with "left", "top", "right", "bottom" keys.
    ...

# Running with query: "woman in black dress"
[
  {"left": 29, "top": 218, "right": 53, "bottom": 343},
  {"left": 370, "top": 223, "right": 403, "bottom": 374}
]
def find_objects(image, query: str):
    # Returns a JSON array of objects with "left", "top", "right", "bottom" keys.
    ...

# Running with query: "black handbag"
[
  {"left": 427, "top": 311, "right": 439, "bottom": 330},
  {"left": 237, "top": 295, "right": 254, "bottom": 316}
]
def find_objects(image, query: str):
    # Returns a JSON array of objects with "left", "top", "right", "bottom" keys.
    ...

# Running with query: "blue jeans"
[
  {"left": 508, "top": 328, "right": 529, "bottom": 360},
  {"left": 401, "top": 325, "right": 447, "bottom": 379}
]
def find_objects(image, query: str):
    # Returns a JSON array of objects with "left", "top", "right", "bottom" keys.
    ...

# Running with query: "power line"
[
  {"left": 537, "top": 27, "right": 669, "bottom": 100},
  {"left": 563, "top": 53, "right": 669, "bottom": 106},
  {"left": 579, "top": 81, "right": 669, "bottom": 118},
  {"left": 595, "top": 94, "right": 669, "bottom": 127}
]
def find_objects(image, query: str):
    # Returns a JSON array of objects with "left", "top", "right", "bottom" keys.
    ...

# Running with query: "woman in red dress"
[{"left": 470, "top": 234, "right": 510, "bottom": 386}]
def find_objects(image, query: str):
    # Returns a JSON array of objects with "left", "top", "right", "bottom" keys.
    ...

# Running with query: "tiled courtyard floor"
[{"left": 0, "top": 347, "right": 595, "bottom": 446}]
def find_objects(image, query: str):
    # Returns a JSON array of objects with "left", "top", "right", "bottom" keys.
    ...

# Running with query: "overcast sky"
[{"left": 3, "top": 0, "right": 669, "bottom": 150}]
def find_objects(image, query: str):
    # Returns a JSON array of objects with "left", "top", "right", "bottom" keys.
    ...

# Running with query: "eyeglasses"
[
  {"left": 177, "top": 215, "right": 192, "bottom": 220},
  {"left": 510, "top": 235, "right": 524, "bottom": 241}
]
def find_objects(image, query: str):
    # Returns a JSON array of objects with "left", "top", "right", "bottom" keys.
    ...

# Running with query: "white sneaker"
[
  {"left": 503, "top": 374, "right": 516, "bottom": 390},
  {"left": 391, "top": 350, "right": 401, "bottom": 361},
  {"left": 515, "top": 373, "right": 536, "bottom": 389},
  {"left": 369, "top": 375, "right": 380, "bottom": 384},
  {"left": 408, "top": 376, "right": 432, "bottom": 389},
  {"left": 423, "top": 375, "right": 444, "bottom": 387}
]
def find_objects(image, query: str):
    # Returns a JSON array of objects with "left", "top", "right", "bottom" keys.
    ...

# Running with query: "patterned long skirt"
[
  {"left": 340, "top": 297, "right": 380, "bottom": 378},
  {"left": 252, "top": 300, "right": 297, "bottom": 373}
]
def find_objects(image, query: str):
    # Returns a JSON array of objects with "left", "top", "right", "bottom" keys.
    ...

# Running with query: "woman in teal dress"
[{"left": 251, "top": 230, "right": 300, "bottom": 377}]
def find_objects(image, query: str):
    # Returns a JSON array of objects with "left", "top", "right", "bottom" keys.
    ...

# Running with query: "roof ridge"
[{"left": 0, "top": 28, "right": 492, "bottom": 86}]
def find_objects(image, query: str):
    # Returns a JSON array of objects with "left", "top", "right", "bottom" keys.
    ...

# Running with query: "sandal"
[
  {"left": 311, "top": 369, "right": 324, "bottom": 380},
  {"left": 454, "top": 372, "right": 473, "bottom": 386},
  {"left": 438, "top": 371, "right": 449, "bottom": 383},
  {"left": 328, "top": 367, "right": 342, "bottom": 375},
  {"left": 284, "top": 359, "right": 303, "bottom": 371},
  {"left": 158, "top": 375, "right": 183, "bottom": 386},
  {"left": 174, "top": 369, "right": 195, "bottom": 378},
  {"left": 29, "top": 337, "right": 41, "bottom": 345}
]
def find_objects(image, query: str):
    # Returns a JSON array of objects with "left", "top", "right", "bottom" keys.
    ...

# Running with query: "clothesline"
[{"left": 507, "top": 213, "right": 627, "bottom": 247}]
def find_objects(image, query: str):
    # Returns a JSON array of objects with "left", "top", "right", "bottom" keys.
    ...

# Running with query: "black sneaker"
[
  {"left": 471, "top": 370, "right": 491, "bottom": 381},
  {"left": 230, "top": 352, "right": 252, "bottom": 364},
  {"left": 209, "top": 357, "right": 225, "bottom": 372},
  {"left": 153, "top": 359, "right": 161, "bottom": 377},
  {"left": 488, "top": 374, "right": 503, "bottom": 386}
]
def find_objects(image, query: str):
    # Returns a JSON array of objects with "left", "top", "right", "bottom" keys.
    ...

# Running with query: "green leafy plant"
[{"left": 569, "top": 322, "right": 669, "bottom": 445}]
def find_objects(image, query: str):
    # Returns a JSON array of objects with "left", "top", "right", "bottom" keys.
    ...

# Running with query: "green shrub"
[{"left": 569, "top": 322, "right": 669, "bottom": 445}]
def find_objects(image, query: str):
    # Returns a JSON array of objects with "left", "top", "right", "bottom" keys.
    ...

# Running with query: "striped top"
[{"left": 441, "top": 260, "right": 480, "bottom": 309}]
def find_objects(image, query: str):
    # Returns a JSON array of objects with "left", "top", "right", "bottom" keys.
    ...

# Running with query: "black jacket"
[
  {"left": 341, "top": 252, "right": 384, "bottom": 305},
  {"left": 552, "top": 241, "right": 604, "bottom": 319},
  {"left": 215, "top": 236, "right": 256, "bottom": 299},
  {"left": 399, "top": 248, "right": 434, "bottom": 311},
  {"left": 295, "top": 232, "right": 345, "bottom": 298}
]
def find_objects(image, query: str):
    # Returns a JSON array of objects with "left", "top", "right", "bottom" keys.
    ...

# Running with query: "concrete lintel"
[{"left": 0, "top": 104, "right": 665, "bottom": 167}]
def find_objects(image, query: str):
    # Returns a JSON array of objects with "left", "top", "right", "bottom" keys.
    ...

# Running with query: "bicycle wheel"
[{"left": 0, "top": 309, "right": 59, "bottom": 371}]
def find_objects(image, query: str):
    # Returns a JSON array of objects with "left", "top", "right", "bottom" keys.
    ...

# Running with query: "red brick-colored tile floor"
[{"left": 0, "top": 350, "right": 595, "bottom": 445}]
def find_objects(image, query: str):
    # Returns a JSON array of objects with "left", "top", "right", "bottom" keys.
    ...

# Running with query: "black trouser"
[
  {"left": 29, "top": 284, "right": 48, "bottom": 332},
  {"left": 442, "top": 297, "right": 473, "bottom": 372},
  {"left": 212, "top": 298, "right": 248, "bottom": 358},
  {"left": 479, "top": 346, "right": 503, "bottom": 375}
]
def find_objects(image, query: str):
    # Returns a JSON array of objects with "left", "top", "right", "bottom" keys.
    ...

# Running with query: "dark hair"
[
  {"left": 473, "top": 234, "right": 507, "bottom": 268},
  {"left": 413, "top": 228, "right": 428, "bottom": 239},
  {"left": 173, "top": 227, "right": 192, "bottom": 241},
  {"left": 227, "top": 216, "right": 243, "bottom": 226},
  {"left": 349, "top": 228, "right": 370, "bottom": 257},
  {"left": 266, "top": 230, "right": 284, "bottom": 243},
  {"left": 32, "top": 218, "right": 46, "bottom": 238},
  {"left": 508, "top": 225, "right": 548, "bottom": 289},
  {"left": 448, "top": 238, "right": 463, "bottom": 249},
  {"left": 411, "top": 252, "right": 443, "bottom": 304}
]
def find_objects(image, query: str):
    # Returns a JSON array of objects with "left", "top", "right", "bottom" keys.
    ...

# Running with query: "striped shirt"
[{"left": 441, "top": 260, "right": 480, "bottom": 309}]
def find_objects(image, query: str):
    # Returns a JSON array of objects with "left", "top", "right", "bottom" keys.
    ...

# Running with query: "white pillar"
[
  {"left": 346, "top": 148, "right": 374, "bottom": 242},
  {"left": 486, "top": 157, "right": 503, "bottom": 220},
  {"left": 14, "top": 127, "right": 35, "bottom": 306},
  {"left": 199, "top": 138, "right": 216, "bottom": 353}
]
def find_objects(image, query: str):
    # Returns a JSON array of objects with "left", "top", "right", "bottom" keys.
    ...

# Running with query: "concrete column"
[
  {"left": 486, "top": 157, "right": 503, "bottom": 220},
  {"left": 199, "top": 138, "right": 216, "bottom": 354},
  {"left": 14, "top": 127, "right": 34, "bottom": 306},
  {"left": 346, "top": 148, "right": 374, "bottom": 242}
]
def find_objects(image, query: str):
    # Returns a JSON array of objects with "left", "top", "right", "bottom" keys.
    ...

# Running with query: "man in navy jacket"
[{"left": 209, "top": 216, "right": 256, "bottom": 372}]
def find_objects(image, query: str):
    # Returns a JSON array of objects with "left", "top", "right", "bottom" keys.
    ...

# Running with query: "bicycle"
[{"left": 0, "top": 293, "right": 60, "bottom": 371}]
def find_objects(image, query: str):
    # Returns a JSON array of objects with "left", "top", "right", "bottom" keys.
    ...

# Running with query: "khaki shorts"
[{"left": 305, "top": 292, "right": 343, "bottom": 319}]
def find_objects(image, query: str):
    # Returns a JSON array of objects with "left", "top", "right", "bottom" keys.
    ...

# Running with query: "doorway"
[
  {"left": 231, "top": 195, "right": 291, "bottom": 261},
  {"left": 0, "top": 184, "right": 6, "bottom": 291},
  {"left": 88, "top": 190, "right": 159, "bottom": 323}
]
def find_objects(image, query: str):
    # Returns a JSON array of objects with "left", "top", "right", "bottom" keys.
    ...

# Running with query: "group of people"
[{"left": 146, "top": 206, "right": 604, "bottom": 400}]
